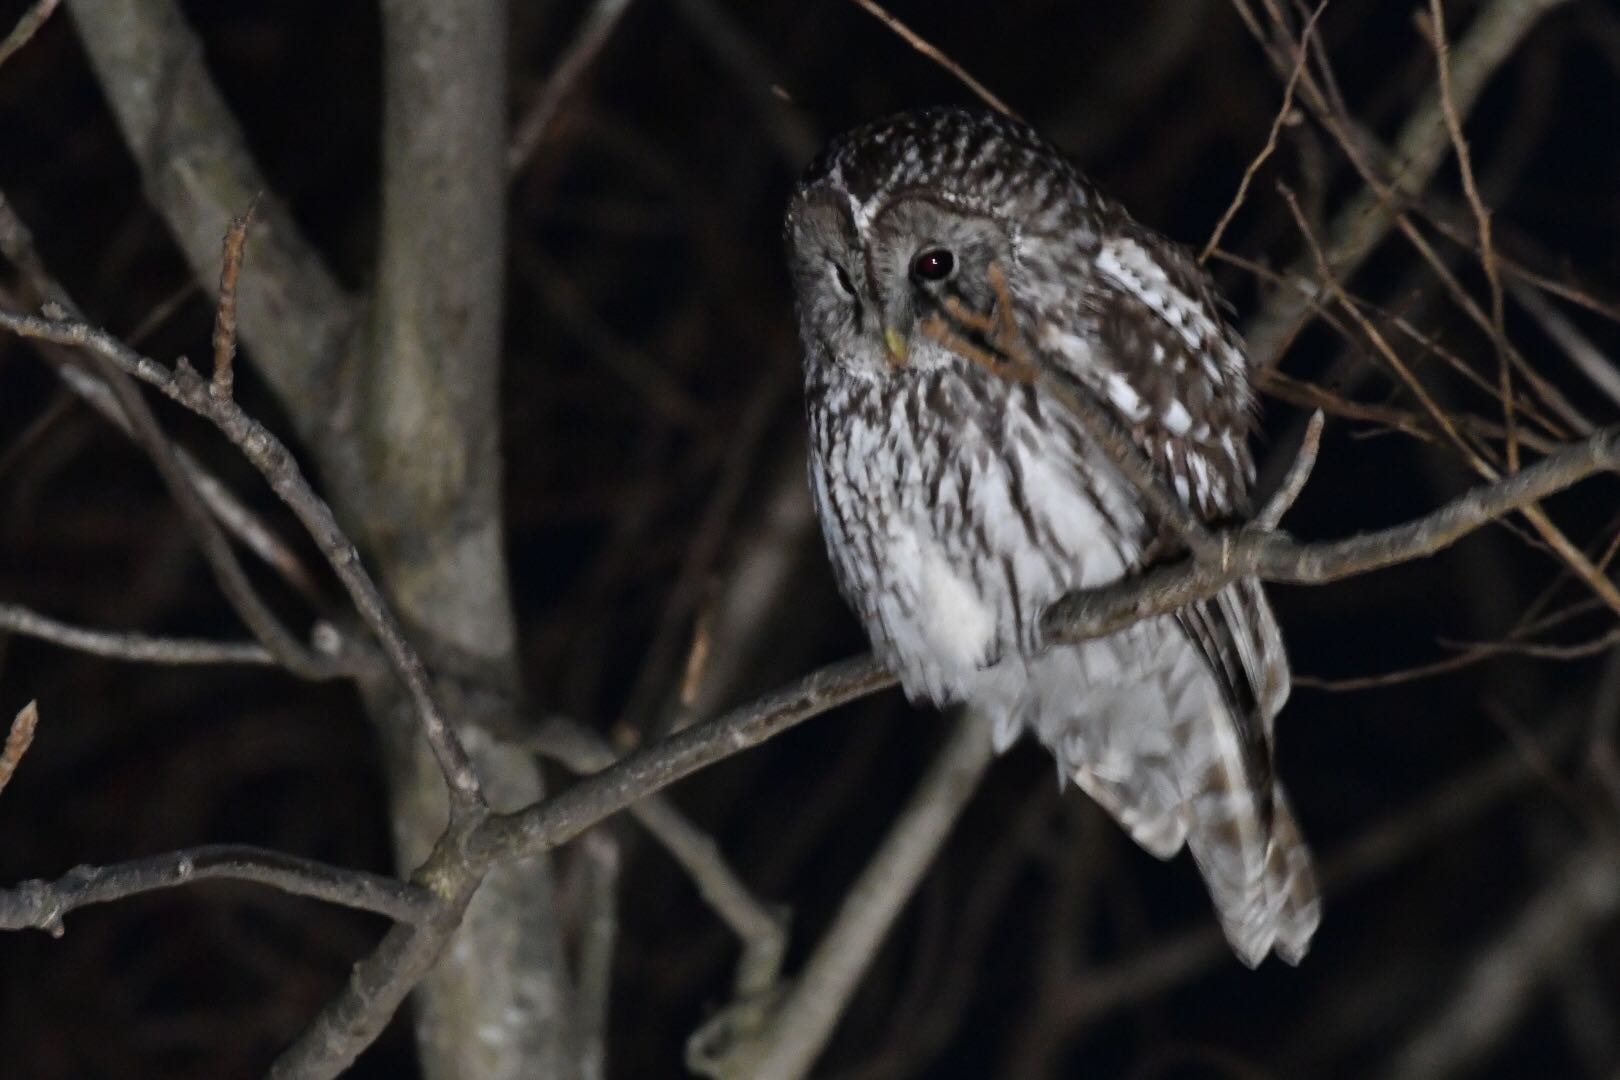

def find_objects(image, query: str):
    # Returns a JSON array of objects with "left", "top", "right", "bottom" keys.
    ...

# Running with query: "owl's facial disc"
[{"left": 868, "top": 197, "right": 1009, "bottom": 369}]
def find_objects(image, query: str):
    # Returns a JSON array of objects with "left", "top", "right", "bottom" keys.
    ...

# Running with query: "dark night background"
[{"left": 2, "top": 1, "right": 1620, "bottom": 1076}]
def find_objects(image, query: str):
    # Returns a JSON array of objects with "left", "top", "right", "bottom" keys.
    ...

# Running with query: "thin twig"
[
  {"left": 1511, "top": 282, "right": 1620, "bottom": 412},
  {"left": 1257, "top": 408, "right": 1325, "bottom": 528},
  {"left": 0, "top": 603, "right": 277, "bottom": 666},
  {"left": 210, "top": 195, "right": 258, "bottom": 400},
  {"left": 1279, "top": 185, "right": 1620, "bottom": 618},
  {"left": 847, "top": 0, "right": 1018, "bottom": 118},
  {"left": 0, "top": 700, "right": 38, "bottom": 799},
  {"left": 508, "top": 0, "right": 636, "bottom": 176},
  {"left": 1425, "top": 0, "right": 1517, "bottom": 469},
  {"left": 0, "top": 196, "right": 326, "bottom": 600},
  {"left": 575, "top": 829, "right": 621, "bottom": 1080},
  {"left": 529, "top": 716, "right": 788, "bottom": 997},
  {"left": 0, "top": 309, "right": 487, "bottom": 819},
  {"left": 74, "top": 335, "right": 340, "bottom": 680},
  {"left": 1239, "top": 0, "right": 1570, "bottom": 367},
  {"left": 1201, "top": 0, "right": 1326, "bottom": 263},
  {"left": 692, "top": 709, "right": 995, "bottom": 1080},
  {"left": 0, "top": 0, "right": 61, "bottom": 69},
  {"left": 0, "top": 844, "right": 437, "bottom": 934}
]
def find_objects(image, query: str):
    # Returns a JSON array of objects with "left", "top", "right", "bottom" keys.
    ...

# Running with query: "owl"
[{"left": 784, "top": 106, "right": 1319, "bottom": 966}]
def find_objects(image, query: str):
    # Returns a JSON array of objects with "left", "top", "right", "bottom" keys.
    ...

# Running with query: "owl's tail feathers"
[
  {"left": 1264, "top": 787, "right": 1321, "bottom": 964},
  {"left": 1183, "top": 773, "right": 1321, "bottom": 968},
  {"left": 1056, "top": 707, "right": 1320, "bottom": 965}
]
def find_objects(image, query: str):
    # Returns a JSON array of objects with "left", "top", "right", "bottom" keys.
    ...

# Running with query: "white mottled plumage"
[{"left": 787, "top": 106, "right": 1319, "bottom": 966}]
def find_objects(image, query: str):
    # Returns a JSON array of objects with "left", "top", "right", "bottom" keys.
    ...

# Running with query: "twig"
[
  {"left": 1240, "top": 0, "right": 1570, "bottom": 367},
  {"left": 478, "top": 656, "right": 897, "bottom": 860},
  {"left": 1035, "top": 370, "right": 1219, "bottom": 555},
  {"left": 0, "top": 603, "right": 277, "bottom": 666},
  {"left": 0, "top": 844, "right": 437, "bottom": 934},
  {"left": 671, "top": 0, "right": 818, "bottom": 164},
  {"left": 1278, "top": 185, "right": 1620, "bottom": 618},
  {"left": 691, "top": 709, "right": 995, "bottom": 1080},
  {"left": 1511, "top": 282, "right": 1620, "bottom": 412},
  {"left": 0, "top": 309, "right": 487, "bottom": 819},
  {"left": 75, "top": 335, "right": 341, "bottom": 680},
  {"left": 1201, "top": 0, "right": 1325, "bottom": 263},
  {"left": 529, "top": 716, "right": 788, "bottom": 997},
  {"left": 508, "top": 0, "right": 635, "bottom": 176},
  {"left": 0, "top": 199, "right": 323, "bottom": 601},
  {"left": 0, "top": 0, "right": 61, "bottom": 69},
  {"left": 922, "top": 265, "right": 1219, "bottom": 555},
  {"left": 66, "top": 0, "right": 357, "bottom": 430},
  {"left": 267, "top": 850, "right": 483, "bottom": 1079},
  {"left": 847, "top": 0, "right": 1018, "bottom": 118},
  {"left": 0, "top": 700, "right": 38, "bottom": 799},
  {"left": 1424, "top": 0, "right": 1516, "bottom": 469},
  {"left": 210, "top": 195, "right": 258, "bottom": 400},
  {"left": 1257, "top": 408, "right": 1325, "bottom": 528},
  {"left": 574, "top": 829, "right": 621, "bottom": 1080}
]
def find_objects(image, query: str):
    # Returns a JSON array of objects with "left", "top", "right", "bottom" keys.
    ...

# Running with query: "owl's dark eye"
[
  {"left": 833, "top": 264, "right": 858, "bottom": 297},
  {"left": 911, "top": 248, "right": 955, "bottom": 282}
]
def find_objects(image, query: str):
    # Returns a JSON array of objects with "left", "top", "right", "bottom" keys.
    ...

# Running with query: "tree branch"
[
  {"left": 64, "top": 0, "right": 357, "bottom": 427},
  {"left": 0, "top": 844, "right": 437, "bottom": 933},
  {"left": 1239, "top": 0, "right": 1569, "bottom": 366},
  {"left": 0, "top": 700, "right": 38, "bottom": 799},
  {"left": 0, "top": 0, "right": 62, "bottom": 69},
  {"left": 529, "top": 716, "right": 788, "bottom": 998},
  {"left": 693, "top": 709, "right": 996, "bottom": 1080},
  {"left": 0, "top": 310, "right": 488, "bottom": 819},
  {"left": 0, "top": 602, "right": 277, "bottom": 666}
]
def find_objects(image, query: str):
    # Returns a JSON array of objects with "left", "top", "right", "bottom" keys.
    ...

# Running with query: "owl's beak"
[{"left": 883, "top": 326, "right": 909, "bottom": 366}]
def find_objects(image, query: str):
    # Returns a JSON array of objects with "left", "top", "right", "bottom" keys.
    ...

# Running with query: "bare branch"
[
  {"left": 847, "top": 0, "right": 1018, "bottom": 118},
  {"left": 698, "top": 709, "right": 995, "bottom": 1080},
  {"left": 0, "top": 700, "right": 39, "bottom": 799},
  {"left": 476, "top": 655, "right": 896, "bottom": 860},
  {"left": 0, "top": 844, "right": 437, "bottom": 934},
  {"left": 0, "top": 197, "right": 323, "bottom": 600},
  {"left": 1278, "top": 184, "right": 1620, "bottom": 617},
  {"left": 210, "top": 195, "right": 258, "bottom": 401},
  {"left": 64, "top": 0, "right": 357, "bottom": 427},
  {"left": 0, "top": 603, "right": 277, "bottom": 666},
  {"left": 0, "top": 309, "right": 488, "bottom": 818},
  {"left": 0, "top": 0, "right": 61, "bottom": 69},
  {"left": 1043, "top": 423, "right": 1620, "bottom": 647},
  {"left": 1257, "top": 408, "right": 1325, "bottom": 529},
  {"left": 76, "top": 338, "right": 342, "bottom": 680},
  {"left": 1511, "top": 282, "right": 1620, "bottom": 412},
  {"left": 508, "top": 0, "right": 636, "bottom": 176},
  {"left": 1241, "top": 0, "right": 1570, "bottom": 366},
  {"left": 574, "top": 829, "right": 621, "bottom": 1080},
  {"left": 1201, "top": 0, "right": 1324, "bottom": 263},
  {"left": 529, "top": 716, "right": 788, "bottom": 997},
  {"left": 1424, "top": 0, "right": 1516, "bottom": 468},
  {"left": 267, "top": 862, "right": 483, "bottom": 1080}
]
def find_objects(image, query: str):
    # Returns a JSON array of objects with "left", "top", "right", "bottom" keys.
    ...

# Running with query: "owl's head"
[{"left": 784, "top": 106, "right": 1093, "bottom": 376}]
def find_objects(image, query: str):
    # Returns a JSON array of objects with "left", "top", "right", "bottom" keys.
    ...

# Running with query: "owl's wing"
[{"left": 1036, "top": 220, "right": 1291, "bottom": 782}]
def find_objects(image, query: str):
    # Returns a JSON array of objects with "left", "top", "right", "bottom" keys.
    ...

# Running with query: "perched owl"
[{"left": 784, "top": 106, "right": 1319, "bottom": 966}]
